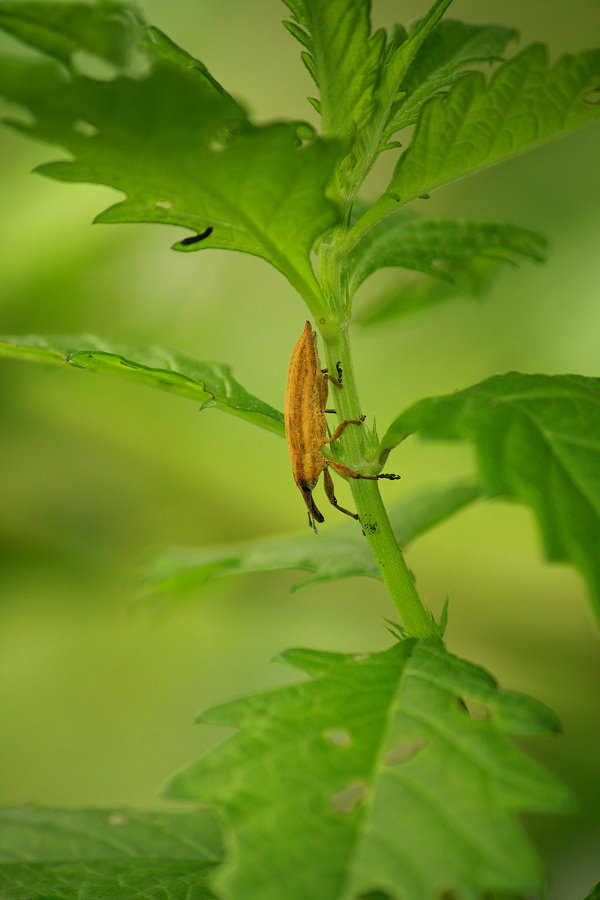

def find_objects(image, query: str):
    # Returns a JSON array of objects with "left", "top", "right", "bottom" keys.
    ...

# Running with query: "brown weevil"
[{"left": 284, "top": 321, "right": 400, "bottom": 532}]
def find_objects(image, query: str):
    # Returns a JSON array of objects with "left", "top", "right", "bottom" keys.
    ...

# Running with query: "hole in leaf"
[
  {"left": 384, "top": 737, "right": 426, "bottom": 765},
  {"left": 72, "top": 119, "right": 99, "bottom": 138},
  {"left": 0, "top": 99, "right": 36, "bottom": 128},
  {"left": 331, "top": 781, "right": 368, "bottom": 815},
  {"left": 122, "top": 48, "right": 152, "bottom": 80},
  {"left": 154, "top": 200, "right": 173, "bottom": 211},
  {"left": 456, "top": 696, "right": 491, "bottom": 721},
  {"left": 107, "top": 814, "right": 126, "bottom": 826},
  {"left": 584, "top": 88, "right": 600, "bottom": 105},
  {"left": 71, "top": 49, "right": 120, "bottom": 81},
  {"left": 208, "top": 119, "right": 242, "bottom": 154},
  {"left": 294, "top": 120, "right": 316, "bottom": 142},
  {"left": 324, "top": 728, "right": 352, "bottom": 748}
]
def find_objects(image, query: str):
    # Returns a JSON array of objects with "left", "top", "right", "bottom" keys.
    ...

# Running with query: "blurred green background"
[{"left": 0, "top": 1, "right": 599, "bottom": 897}]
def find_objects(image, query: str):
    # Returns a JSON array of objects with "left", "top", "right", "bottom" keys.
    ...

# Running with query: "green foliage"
[
  {"left": 0, "top": 333, "right": 284, "bottom": 435},
  {"left": 347, "top": 213, "right": 546, "bottom": 297},
  {"left": 357, "top": 255, "right": 515, "bottom": 325},
  {"left": 388, "top": 19, "right": 518, "bottom": 133},
  {"left": 282, "top": 0, "right": 453, "bottom": 197},
  {"left": 0, "top": 862, "right": 216, "bottom": 899},
  {"left": 0, "top": 807, "right": 222, "bottom": 898},
  {"left": 1, "top": 0, "right": 599, "bottom": 897},
  {"left": 365, "top": 43, "right": 600, "bottom": 215},
  {"left": 0, "top": 1, "right": 143, "bottom": 71},
  {"left": 0, "top": 1, "right": 341, "bottom": 309},
  {"left": 380, "top": 373, "right": 600, "bottom": 609},
  {"left": 168, "top": 639, "right": 571, "bottom": 900},
  {"left": 346, "top": 41, "right": 600, "bottom": 256},
  {"left": 145, "top": 479, "right": 480, "bottom": 595},
  {"left": 282, "top": 0, "right": 383, "bottom": 136}
]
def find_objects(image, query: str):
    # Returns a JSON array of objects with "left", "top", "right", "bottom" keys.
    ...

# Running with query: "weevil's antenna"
[{"left": 307, "top": 511, "right": 318, "bottom": 534}]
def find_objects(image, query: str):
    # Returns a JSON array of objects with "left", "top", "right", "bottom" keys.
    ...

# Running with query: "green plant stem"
[{"left": 320, "top": 321, "right": 437, "bottom": 639}]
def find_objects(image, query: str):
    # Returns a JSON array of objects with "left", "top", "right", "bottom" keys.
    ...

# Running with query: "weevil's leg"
[
  {"left": 324, "top": 361, "right": 344, "bottom": 389},
  {"left": 323, "top": 466, "right": 359, "bottom": 520},
  {"left": 328, "top": 459, "right": 401, "bottom": 481},
  {"left": 324, "top": 408, "right": 336, "bottom": 414},
  {"left": 324, "top": 415, "right": 366, "bottom": 444},
  {"left": 300, "top": 482, "right": 325, "bottom": 531}
]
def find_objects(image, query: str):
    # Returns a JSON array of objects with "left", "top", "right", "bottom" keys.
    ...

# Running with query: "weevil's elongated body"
[{"left": 284, "top": 321, "right": 400, "bottom": 532}]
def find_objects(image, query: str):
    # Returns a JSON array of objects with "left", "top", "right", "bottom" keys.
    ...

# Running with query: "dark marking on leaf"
[
  {"left": 584, "top": 86, "right": 600, "bottom": 104},
  {"left": 359, "top": 891, "right": 393, "bottom": 899},
  {"left": 181, "top": 226, "right": 214, "bottom": 245}
]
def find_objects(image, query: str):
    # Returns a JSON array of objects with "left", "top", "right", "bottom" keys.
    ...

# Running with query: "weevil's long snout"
[{"left": 301, "top": 485, "right": 324, "bottom": 529}]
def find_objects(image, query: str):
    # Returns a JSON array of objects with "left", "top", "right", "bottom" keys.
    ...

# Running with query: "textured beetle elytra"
[{"left": 284, "top": 321, "right": 400, "bottom": 533}]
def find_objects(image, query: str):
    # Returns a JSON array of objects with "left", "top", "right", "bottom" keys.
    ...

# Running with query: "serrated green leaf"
[
  {"left": 0, "top": 1, "right": 231, "bottom": 95},
  {"left": 380, "top": 373, "right": 600, "bottom": 611},
  {"left": 347, "top": 212, "right": 546, "bottom": 296},
  {"left": 386, "top": 43, "right": 600, "bottom": 207},
  {"left": 0, "top": 2, "right": 341, "bottom": 308},
  {"left": 167, "top": 639, "right": 571, "bottom": 900},
  {"left": 0, "top": 334, "right": 284, "bottom": 436},
  {"left": 281, "top": 0, "right": 453, "bottom": 200},
  {"left": 281, "top": 0, "right": 384, "bottom": 141},
  {"left": 0, "top": 806, "right": 223, "bottom": 863},
  {"left": 388, "top": 19, "right": 517, "bottom": 135},
  {"left": 0, "top": 807, "right": 222, "bottom": 899},
  {"left": 0, "top": 1, "right": 143, "bottom": 71},
  {"left": 144, "top": 480, "right": 481, "bottom": 596},
  {"left": 0, "top": 859, "right": 217, "bottom": 899},
  {"left": 362, "top": 0, "right": 454, "bottom": 139}
]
